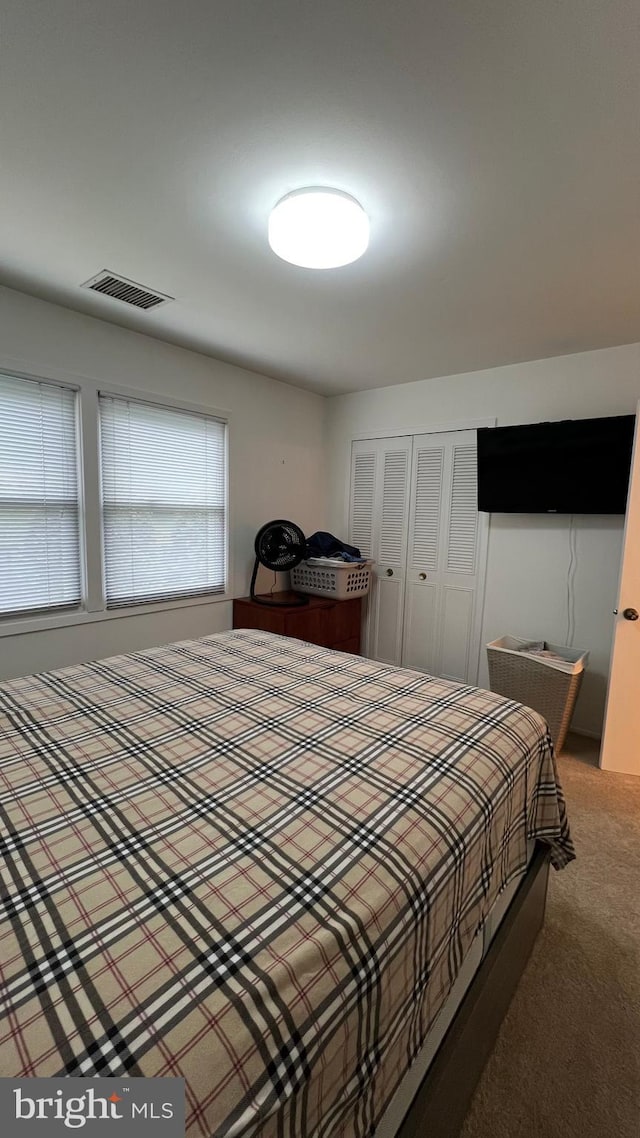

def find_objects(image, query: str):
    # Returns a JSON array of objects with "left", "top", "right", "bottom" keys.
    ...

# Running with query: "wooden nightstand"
[{"left": 232, "top": 592, "right": 362, "bottom": 654}]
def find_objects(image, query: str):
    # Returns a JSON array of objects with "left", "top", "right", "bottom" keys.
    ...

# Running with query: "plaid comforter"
[{"left": 0, "top": 630, "right": 574, "bottom": 1137}]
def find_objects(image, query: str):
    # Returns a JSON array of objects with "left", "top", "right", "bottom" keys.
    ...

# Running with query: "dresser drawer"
[{"left": 233, "top": 594, "right": 362, "bottom": 654}]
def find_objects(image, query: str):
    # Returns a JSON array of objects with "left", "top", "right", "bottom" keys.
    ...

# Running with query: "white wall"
[
  {"left": 327, "top": 343, "right": 640, "bottom": 737},
  {"left": 3, "top": 285, "right": 638, "bottom": 737},
  {"left": 0, "top": 286, "right": 327, "bottom": 679}
]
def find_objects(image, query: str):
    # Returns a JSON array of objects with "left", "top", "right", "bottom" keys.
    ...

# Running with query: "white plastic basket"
[{"left": 291, "top": 558, "right": 373, "bottom": 599}]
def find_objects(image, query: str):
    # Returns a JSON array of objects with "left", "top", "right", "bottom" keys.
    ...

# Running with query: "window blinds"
[
  {"left": 99, "top": 395, "right": 227, "bottom": 607},
  {"left": 0, "top": 373, "right": 81, "bottom": 616}
]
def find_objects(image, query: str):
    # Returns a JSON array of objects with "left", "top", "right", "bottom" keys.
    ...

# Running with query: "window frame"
[
  {"left": 0, "top": 369, "right": 85, "bottom": 623},
  {"left": 0, "top": 368, "right": 232, "bottom": 640},
  {"left": 97, "top": 389, "right": 229, "bottom": 610}
]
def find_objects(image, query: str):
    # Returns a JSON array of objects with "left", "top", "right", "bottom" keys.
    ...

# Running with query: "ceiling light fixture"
[{"left": 268, "top": 188, "right": 369, "bottom": 269}]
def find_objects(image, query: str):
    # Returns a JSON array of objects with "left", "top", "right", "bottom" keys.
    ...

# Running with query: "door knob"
[
  {"left": 623, "top": 607, "right": 639, "bottom": 621},
  {"left": 419, "top": 572, "right": 427, "bottom": 580},
  {"left": 386, "top": 568, "right": 394, "bottom": 577}
]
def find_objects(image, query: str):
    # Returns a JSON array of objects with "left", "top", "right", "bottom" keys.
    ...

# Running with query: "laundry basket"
[
  {"left": 291, "top": 558, "right": 373, "bottom": 599},
  {"left": 486, "top": 636, "right": 589, "bottom": 752}
]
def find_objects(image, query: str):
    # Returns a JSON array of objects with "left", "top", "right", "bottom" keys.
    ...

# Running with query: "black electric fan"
[{"left": 250, "top": 519, "right": 309, "bottom": 606}]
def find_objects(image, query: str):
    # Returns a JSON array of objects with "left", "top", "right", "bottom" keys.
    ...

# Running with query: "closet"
[{"left": 349, "top": 430, "right": 488, "bottom": 684}]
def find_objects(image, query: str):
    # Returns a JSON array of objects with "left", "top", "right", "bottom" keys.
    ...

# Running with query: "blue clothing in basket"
[{"left": 305, "top": 531, "right": 364, "bottom": 563}]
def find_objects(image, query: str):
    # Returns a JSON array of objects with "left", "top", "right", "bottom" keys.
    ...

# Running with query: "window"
[
  {"left": 0, "top": 373, "right": 81, "bottom": 617},
  {"left": 99, "top": 395, "right": 227, "bottom": 607}
]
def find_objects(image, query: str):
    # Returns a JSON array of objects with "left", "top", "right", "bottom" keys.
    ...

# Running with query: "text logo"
[{"left": 1, "top": 1078, "right": 184, "bottom": 1136}]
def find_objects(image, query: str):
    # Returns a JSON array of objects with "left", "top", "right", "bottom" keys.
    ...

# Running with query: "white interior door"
[
  {"left": 402, "top": 431, "right": 485, "bottom": 684},
  {"left": 600, "top": 404, "right": 640, "bottom": 775},
  {"left": 350, "top": 438, "right": 411, "bottom": 664}
]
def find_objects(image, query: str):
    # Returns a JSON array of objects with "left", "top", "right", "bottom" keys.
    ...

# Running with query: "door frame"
[
  {"left": 600, "top": 401, "right": 640, "bottom": 773},
  {"left": 347, "top": 419, "right": 495, "bottom": 684}
]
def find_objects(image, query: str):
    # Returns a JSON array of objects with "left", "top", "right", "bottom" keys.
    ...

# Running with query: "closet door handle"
[
  {"left": 419, "top": 572, "right": 427, "bottom": 581},
  {"left": 386, "top": 568, "right": 394, "bottom": 577},
  {"left": 623, "top": 607, "right": 639, "bottom": 621}
]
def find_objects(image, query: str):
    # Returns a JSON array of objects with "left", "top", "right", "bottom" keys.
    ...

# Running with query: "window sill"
[{"left": 0, "top": 591, "right": 232, "bottom": 639}]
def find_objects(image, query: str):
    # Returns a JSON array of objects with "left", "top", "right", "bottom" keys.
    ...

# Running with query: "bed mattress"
[
  {"left": 374, "top": 839, "right": 536, "bottom": 1137},
  {"left": 0, "top": 629, "right": 574, "bottom": 1137}
]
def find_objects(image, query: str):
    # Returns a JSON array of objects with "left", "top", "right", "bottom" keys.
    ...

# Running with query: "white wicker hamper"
[
  {"left": 291, "top": 558, "right": 373, "bottom": 599},
  {"left": 486, "top": 636, "right": 589, "bottom": 752}
]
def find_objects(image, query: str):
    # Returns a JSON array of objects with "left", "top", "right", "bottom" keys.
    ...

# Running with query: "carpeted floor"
[{"left": 459, "top": 733, "right": 640, "bottom": 1138}]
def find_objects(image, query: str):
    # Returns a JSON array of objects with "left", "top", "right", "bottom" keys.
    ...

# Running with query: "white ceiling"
[{"left": 1, "top": 0, "right": 638, "bottom": 396}]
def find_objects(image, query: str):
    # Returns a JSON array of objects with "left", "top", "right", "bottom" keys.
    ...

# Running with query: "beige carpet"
[{"left": 459, "top": 733, "right": 640, "bottom": 1138}]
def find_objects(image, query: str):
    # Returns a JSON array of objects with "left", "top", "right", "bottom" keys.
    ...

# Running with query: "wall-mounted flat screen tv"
[{"left": 477, "top": 415, "right": 635, "bottom": 514}]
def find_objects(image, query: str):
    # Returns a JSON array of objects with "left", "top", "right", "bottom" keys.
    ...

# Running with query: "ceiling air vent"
[{"left": 81, "top": 271, "right": 173, "bottom": 311}]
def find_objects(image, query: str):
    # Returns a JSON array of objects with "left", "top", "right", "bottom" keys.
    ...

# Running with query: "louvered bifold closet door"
[
  {"left": 439, "top": 439, "right": 479, "bottom": 681},
  {"left": 349, "top": 449, "right": 376, "bottom": 560},
  {"left": 402, "top": 441, "right": 445, "bottom": 674},
  {"left": 349, "top": 438, "right": 411, "bottom": 663},
  {"left": 446, "top": 444, "right": 479, "bottom": 575},
  {"left": 402, "top": 430, "right": 481, "bottom": 683}
]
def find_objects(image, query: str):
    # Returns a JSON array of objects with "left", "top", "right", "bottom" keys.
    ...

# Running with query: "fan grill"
[
  {"left": 250, "top": 520, "right": 307, "bottom": 606},
  {"left": 257, "top": 521, "right": 305, "bottom": 569}
]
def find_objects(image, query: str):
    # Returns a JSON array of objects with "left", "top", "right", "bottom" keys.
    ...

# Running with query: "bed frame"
[{"left": 396, "top": 843, "right": 550, "bottom": 1138}]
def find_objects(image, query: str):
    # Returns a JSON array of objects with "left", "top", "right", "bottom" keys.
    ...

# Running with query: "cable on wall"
[{"left": 565, "top": 515, "right": 578, "bottom": 646}]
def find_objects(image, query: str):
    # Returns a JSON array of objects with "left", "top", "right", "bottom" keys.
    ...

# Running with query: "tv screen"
[{"left": 477, "top": 415, "right": 635, "bottom": 514}]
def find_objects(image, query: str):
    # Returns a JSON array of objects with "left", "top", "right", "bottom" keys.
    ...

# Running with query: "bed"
[{"left": 0, "top": 629, "right": 574, "bottom": 1137}]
